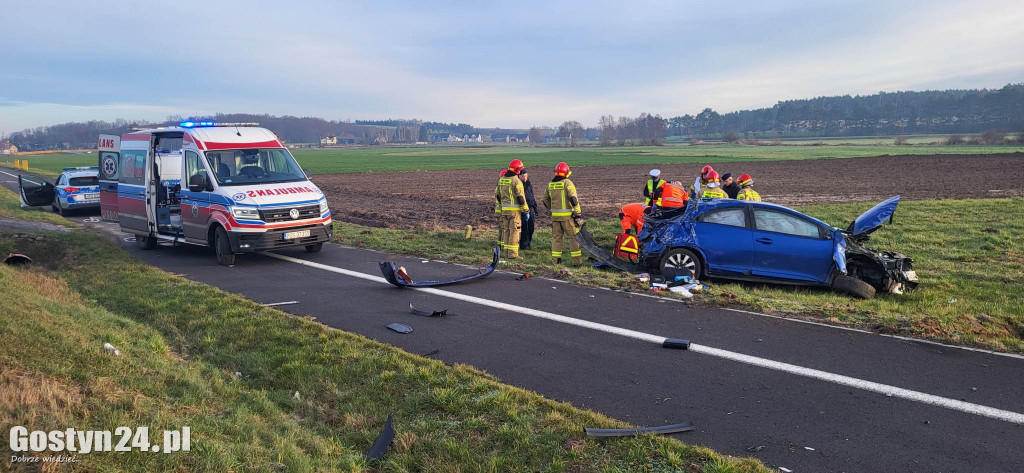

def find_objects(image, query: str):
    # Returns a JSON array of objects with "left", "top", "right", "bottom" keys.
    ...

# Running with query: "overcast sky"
[{"left": 2, "top": 0, "right": 1022, "bottom": 133}]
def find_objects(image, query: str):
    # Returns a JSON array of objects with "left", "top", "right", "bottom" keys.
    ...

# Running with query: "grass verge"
[
  {"left": 0, "top": 184, "right": 76, "bottom": 227},
  {"left": 334, "top": 198, "right": 1024, "bottom": 353},
  {"left": 0, "top": 228, "right": 768, "bottom": 473}
]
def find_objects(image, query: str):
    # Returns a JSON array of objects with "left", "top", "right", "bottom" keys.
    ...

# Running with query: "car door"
[
  {"left": 750, "top": 207, "right": 834, "bottom": 283},
  {"left": 692, "top": 206, "right": 754, "bottom": 276},
  {"left": 180, "top": 150, "right": 212, "bottom": 242},
  {"left": 116, "top": 149, "right": 150, "bottom": 233},
  {"left": 18, "top": 175, "right": 55, "bottom": 208}
]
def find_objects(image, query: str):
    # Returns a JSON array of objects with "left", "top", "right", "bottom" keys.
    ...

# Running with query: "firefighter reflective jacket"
[
  {"left": 542, "top": 177, "right": 581, "bottom": 221},
  {"left": 659, "top": 183, "right": 689, "bottom": 208},
  {"left": 696, "top": 186, "right": 727, "bottom": 201},
  {"left": 495, "top": 172, "right": 528, "bottom": 215},
  {"left": 644, "top": 179, "right": 665, "bottom": 205},
  {"left": 736, "top": 187, "right": 761, "bottom": 201}
]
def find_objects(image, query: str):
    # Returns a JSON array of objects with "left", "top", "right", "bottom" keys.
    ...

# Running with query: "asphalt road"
[{"left": 3, "top": 167, "right": 1023, "bottom": 472}]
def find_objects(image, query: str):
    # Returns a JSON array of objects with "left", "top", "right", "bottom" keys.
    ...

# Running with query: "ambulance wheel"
[
  {"left": 136, "top": 235, "right": 157, "bottom": 250},
  {"left": 214, "top": 227, "right": 236, "bottom": 267},
  {"left": 305, "top": 242, "right": 323, "bottom": 253},
  {"left": 659, "top": 248, "right": 702, "bottom": 278}
]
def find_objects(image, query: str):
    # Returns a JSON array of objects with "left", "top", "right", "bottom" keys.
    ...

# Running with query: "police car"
[{"left": 53, "top": 167, "right": 101, "bottom": 215}]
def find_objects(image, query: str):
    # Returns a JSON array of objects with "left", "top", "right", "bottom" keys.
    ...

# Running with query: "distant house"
[
  {"left": 320, "top": 136, "right": 338, "bottom": 146},
  {"left": 430, "top": 133, "right": 463, "bottom": 143},
  {"left": 0, "top": 140, "right": 17, "bottom": 155},
  {"left": 508, "top": 133, "right": 530, "bottom": 143},
  {"left": 490, "top": 133, "right": 509, "bottom": 142},
  {"left": 463, "top": 133, "right": 482, "bottom": 143}
]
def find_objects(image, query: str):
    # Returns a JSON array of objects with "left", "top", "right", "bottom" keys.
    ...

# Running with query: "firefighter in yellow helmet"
[
  {"left": 541, "top": 162, "right": 583, "bottom": 265},
  {"left": 734, "top": 173, "right": 761, "bottom": 201},
  {"left": 696, "top": 170, "right": 727, "bottom": 201},
  {"left": 494, "top": 159, "right": 529, "bottom": 258}
]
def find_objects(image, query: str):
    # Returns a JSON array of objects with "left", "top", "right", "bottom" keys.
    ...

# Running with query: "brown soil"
[{"left": 312, "top": 153, "right": 1024, "bottom": 229}]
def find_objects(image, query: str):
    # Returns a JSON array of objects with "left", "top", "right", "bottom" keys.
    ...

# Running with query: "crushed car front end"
[{"left": 840, "top": 232, "right": 918, "bottom": 294}]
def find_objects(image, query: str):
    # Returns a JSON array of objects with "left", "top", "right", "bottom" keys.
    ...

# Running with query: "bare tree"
[
  {"left": 528, "top": 126, "right": 543, "bottom": 145},
  {"left": 599, "top": 115, "right": 616, "bottom": 146},
  {"left": 559, "top": 120, "right": 584, "bottom": 147}
]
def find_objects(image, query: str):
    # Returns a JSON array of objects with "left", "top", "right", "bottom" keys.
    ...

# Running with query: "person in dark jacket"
[
  {"left": 519, "top": 169, "right": 538, "bottom": 250},
  {"left": 721, "top": 172, "right": 740, "bottom": 199}
]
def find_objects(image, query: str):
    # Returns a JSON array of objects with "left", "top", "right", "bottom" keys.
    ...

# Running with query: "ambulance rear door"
[{"left": 97, "top": 134, "right": 120, "bottom": 222}]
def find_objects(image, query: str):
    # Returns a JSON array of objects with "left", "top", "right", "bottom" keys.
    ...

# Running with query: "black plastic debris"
[
  {"left": 3, "top": 253, "right": 32, "bottom": 266},
  {"left": 574, "top": 223, "right": 644, "bottom": 273},
  {"left": 584, "top": 421, "right": 695, "bottom": 437},
  {"left": 409, "top": 302, "right": 448, "bottom": 317},
  {"left": 379, "top": 247, "right": 499, "bottom": 288},
  {"left": 365, "top": 414, "right": 395, "bottom": 460},
  {"left": 386, "top": 323, "right": 413, "bottom": 334}
]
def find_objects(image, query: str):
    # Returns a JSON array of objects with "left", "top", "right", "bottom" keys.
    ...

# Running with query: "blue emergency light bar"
[{"left": 179, "top": 120, "right": 215, "bottom": 128}]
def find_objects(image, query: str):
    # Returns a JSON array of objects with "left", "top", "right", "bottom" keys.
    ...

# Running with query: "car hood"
[
  {"left": 225, "top": 182, "right": 325, "bottom": 207},
  {"left": 847, "top": 195, "right": 900, "bottom": 238}
]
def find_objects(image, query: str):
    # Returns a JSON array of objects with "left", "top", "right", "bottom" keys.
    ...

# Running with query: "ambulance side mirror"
[{"left": 188, "top": 174, "right": 211, "bottom": 193}]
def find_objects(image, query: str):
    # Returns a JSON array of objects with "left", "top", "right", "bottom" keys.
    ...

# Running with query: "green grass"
[
  {"left": 0, "top": 152, "right": 94, "bottom": 178},
  {"left": 334, "top": 197, "right": 1024, "bottom": 353},
  {"left": 3, "top": 143, "right": 1022, "bottom": 177},
  {"left": 0, "top": 184, "right": 76, "bottom": 227},
  {"left": 0, "top": 228, "right": 768, "bottom": 473}
]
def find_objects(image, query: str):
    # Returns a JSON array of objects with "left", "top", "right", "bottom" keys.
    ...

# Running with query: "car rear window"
[{"left": 69, "top": 176, "right": 98, "bottom": 186}]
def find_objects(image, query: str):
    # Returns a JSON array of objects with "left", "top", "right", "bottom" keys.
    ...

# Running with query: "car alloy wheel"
[{"left": 665, "top": 252, "right": 695, "bottom": 272}]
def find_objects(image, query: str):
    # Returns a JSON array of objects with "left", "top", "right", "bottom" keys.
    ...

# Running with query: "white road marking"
[
  {"left": 261, "top": 301, "right": 300, "bottom": 307},
  {"left": 266, "top": 252, "right": 1024, "bottom": 426},
  {"left": 0, "top": 169, "right": 42, "bottom": 186}
]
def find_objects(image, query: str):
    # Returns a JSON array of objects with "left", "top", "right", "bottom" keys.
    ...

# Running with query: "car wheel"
[
  {"left": 214, "top": 227, "right": 236, "bottom": 267},
  {"left": 53, "top": 196, "right": 65, "bottom": 216},
  {"left": 305, "top": 242, "right": 323, "bottom": 253},
  {"left": 659, "top": 248, "right": 702, "bottom": 278},
  {"left": 831, "top": 274, "right": 876, "bottom": 299},
  {"left": 135, "top": 235, "right": 157, "bottom": 250}
]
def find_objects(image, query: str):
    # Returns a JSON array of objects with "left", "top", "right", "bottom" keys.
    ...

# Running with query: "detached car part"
[
  {"left": 379, "top": 247, "right": 499, "bottom": 287},
  {"left": 386, "top": 323, "right": 413, "bottom": 334},
  {"left": 584, "top": 421, "right": 695, "bottom": 437},
  {"left": 365, "top": 414, "right": 395, "bottom": 460},
  {"left": 575, "top": 223, "right": 645, "bottom": 273},
  {"left": 409, "top": 302, "right": 449, "bottom": 317}
]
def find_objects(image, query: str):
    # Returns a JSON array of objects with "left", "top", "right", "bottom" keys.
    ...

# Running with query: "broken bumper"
[{"left": 379, "top": 247, "right": 499, "bottom": 287}]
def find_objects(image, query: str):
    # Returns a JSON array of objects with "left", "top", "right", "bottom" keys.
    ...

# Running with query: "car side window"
[
  {"left": 185, "top": 151, "right": 208, "bottom": 187},
  {"left": 701, "top": 208, "right": 746, "bottom": 228},
  {"left": 753, "top": 209, "right": 822, "bottom": 238},
  {"left": 58, "top": 175, "right": 67, "bottom": 186}
]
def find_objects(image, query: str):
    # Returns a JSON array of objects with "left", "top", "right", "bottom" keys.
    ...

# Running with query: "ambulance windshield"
[{"left": 204, "top": 148, "right": 307, "bottom": 186}]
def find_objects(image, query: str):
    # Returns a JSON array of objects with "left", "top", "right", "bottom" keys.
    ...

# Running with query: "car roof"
[
  {"left": 693, "top": 198, "right": 833, "bottom": 228},
  {"left": 62, "top": 170, "right": 99, "bottom": 178}
]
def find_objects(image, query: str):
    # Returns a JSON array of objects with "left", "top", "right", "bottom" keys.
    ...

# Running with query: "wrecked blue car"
[{"left": 578, "top": 196, "right": 917, "bottom": 298}]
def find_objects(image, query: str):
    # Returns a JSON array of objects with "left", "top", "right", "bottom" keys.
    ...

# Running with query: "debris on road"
[
  {"left": 386, "top": 323, "right": 413, "bottom": 334},
  {"left": 558, "top": 268, "right": 573, "bottom": 277},
  {"left": 779, "top": 467, "right": 793, "bottom": 472},
  {"left": 420, "top": 349, "right": 440, "bottom": 357},
  {"left": 102, "top": 342, "right": 120, "bottom": 356},
  {"left": 366, "top": 414, "right": 395, "bottom": 460},
  {"left": 3, "top": 253, "right": 32, "bottom": 266},
  {"left": 261, "top": 301, "right": 299, "bottom": 307},
  {"left": 746, "top": 445, "right": 766, "bottom": 452},
  {"left": 584, "top": 421, "right": 695, "bottom": 437},
  {"left": 379, "top": 247, "right": 498, "bottom": 288},
  {"left": 409, "top": 302, "right": 449, "bottom": 317},
  {"left": 515, "top": 273, "right": 530, "bottom": 280}
]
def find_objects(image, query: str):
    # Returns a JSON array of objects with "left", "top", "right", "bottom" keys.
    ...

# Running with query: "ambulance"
[{"left": 89, "top": 121, "right": 334, "bottom": 265}]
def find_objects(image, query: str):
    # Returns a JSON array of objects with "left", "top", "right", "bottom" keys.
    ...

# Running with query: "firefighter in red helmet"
[
  {"left": 696, "top": 170, "right": 727, "bottom": 200},
  {"left": 735, "top": 173, "right": 761, "bottom": 201},
  {"left": 542, "top": 162, "right": 583, "bottom": 265},
  {"left": 690, "top": 165, "right": 715, "bottom": 199},
  {"left": 494, "top": 159, "right": 529, "bottom": 258}
]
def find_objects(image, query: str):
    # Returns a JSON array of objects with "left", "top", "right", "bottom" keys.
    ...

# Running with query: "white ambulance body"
[{"left": 100, "top": 122, "right": 332, "bottom": 266}]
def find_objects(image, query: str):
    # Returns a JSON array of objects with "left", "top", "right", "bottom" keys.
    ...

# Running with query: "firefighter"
[
  {"left": 735, "top": 173, "right": 761, "bottom": 201},
  {"left": 494, "top": 159, "right": 529, "bottom": 258},
  {"left": 695, "top": 171, "right": 727, "bottom": 200},
  {"left": 643, "top": 169, "right": 665, "bottom": 207},
  {"left": 518, "top": 169, "right": 538, "bottom": 249},
  {"left": 618, "top": 202, "right": 647, "bottom": 234},
  {"left": 542, "top": 162, "right": 583, "bottom": 265},
  {"left": 690, "top": 165, "right": 714, "bottom": 198}
]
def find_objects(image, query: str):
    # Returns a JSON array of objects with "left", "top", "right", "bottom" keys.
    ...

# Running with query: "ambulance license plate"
[
  {"left": 82, "top": 193, "right": 99, "bottom": 200},
  {"left": 283, "top": 230, "right": 311, "bottom": 240}
]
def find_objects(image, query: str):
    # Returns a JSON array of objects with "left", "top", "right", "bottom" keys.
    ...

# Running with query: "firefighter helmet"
[
  {"left": 701, "top": 165, "right": 714, "bottom": 178},
  {"left": 706, "top": 170, "right": 721, "bottom": 186},
  {"left": 554, "top": 162, "right": 571, "bottom": 178},
  {"left": 508, "top": 159, "right": 525, "bottom": 174},
  {"left": 738, "top": 173, "right": 753, "bottom": 187}
]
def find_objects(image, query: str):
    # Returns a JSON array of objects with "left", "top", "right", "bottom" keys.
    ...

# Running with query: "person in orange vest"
[
  {"left": 494, "top": 159, "right": 529, "bottom": 258},
  {"left": 735, "top": 173, "right": 761, "bottom": 201},
  {"left": 541, "top": 162, "right": 583, "bottom": 265},
  {"left": 618, "top": 203, "right": 647, "bottom": 234}
]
